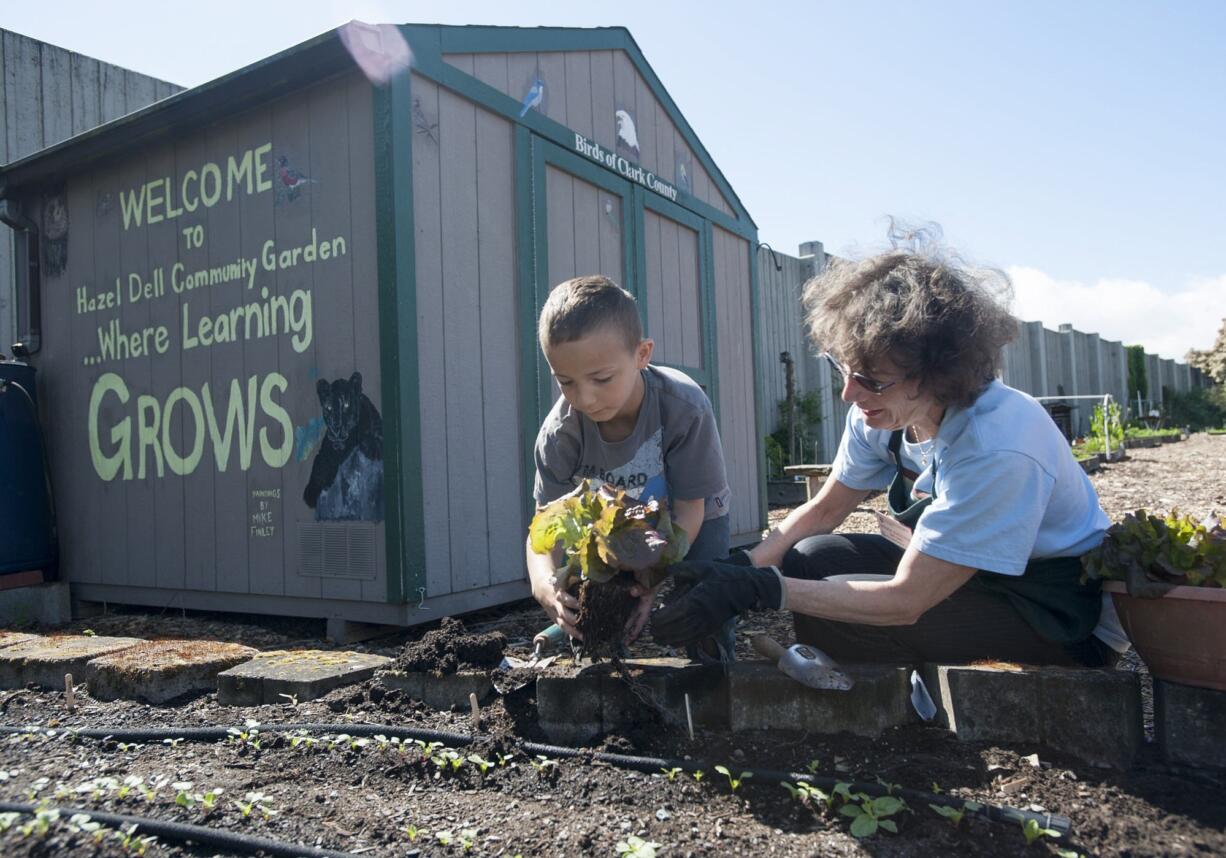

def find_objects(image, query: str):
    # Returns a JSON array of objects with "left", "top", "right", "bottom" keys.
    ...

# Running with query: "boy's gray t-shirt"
[{"left": 534, "top": 365, "right": 731, "bottom": 520}]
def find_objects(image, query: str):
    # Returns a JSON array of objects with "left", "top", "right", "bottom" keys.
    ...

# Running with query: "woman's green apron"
[{"left": 886, "top": 429, "right": 1101, "bottom": 646}]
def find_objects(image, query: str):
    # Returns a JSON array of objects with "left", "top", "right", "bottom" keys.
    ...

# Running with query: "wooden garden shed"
[{"left": 0, "top": 23, "right": 765, "bottom": 630}]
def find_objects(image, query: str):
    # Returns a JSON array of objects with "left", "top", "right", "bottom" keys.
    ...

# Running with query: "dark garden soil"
[
  {"left": 1, "top": 434, "right": 1224, "bottom": 857},
  {"left": 575, "top": 575, "right": 639, "bottom": 660}
]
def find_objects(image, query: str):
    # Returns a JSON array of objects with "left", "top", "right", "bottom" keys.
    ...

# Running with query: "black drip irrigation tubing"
[
  {"left": 0, "top": 800, "right": 359, "bottom": 858},
  {"left": 2, "top": 722, "right": 1072, "bottom": 841}
]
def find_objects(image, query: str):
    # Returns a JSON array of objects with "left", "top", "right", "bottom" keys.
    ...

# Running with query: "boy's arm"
[
  {"left": 672, "top": 497, "right": 705, "bottom": 555},
  {"left": 526, "top": 538, "right": 582, "bottom": 639}
]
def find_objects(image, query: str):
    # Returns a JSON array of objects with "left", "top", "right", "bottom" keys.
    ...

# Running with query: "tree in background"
[
  {"left": 1186, "top": 317, "right": 1226, "bottom": 384},
  {"left": 1126, "top": 345, "right": 1148, "bottom": 401}
]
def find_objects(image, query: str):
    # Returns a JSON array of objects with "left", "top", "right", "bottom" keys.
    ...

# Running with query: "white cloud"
[{"left": 1006, "top": 267, "right": 1224, "bottom": 362}]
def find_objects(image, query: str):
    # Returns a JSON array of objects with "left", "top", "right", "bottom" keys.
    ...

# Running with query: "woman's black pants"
[{"left": 781, "top": 533, "right": 1112, "bottom": 667}]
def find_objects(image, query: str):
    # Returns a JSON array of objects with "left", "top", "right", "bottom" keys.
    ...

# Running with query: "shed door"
[
  {"left": 531, "top": 138, "right": 636, "bottom": 425},
  {"left": 640, "top": 199, "right": 714, "bottom": 398}
]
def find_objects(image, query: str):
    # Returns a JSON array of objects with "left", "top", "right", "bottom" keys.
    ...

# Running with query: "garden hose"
[
  {"left": 0, "top": 799, "right": 358, "bottom": 857},
  {"left": 0, "top": 722, "right": 1071, "bottom": 839}
]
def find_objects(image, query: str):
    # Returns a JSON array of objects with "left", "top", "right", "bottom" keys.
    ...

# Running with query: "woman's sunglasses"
[{"left": 821, "top": 351, "right": 899, "bottom": 395}]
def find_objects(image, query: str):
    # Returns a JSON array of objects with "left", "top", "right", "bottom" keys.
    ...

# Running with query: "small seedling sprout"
[
  {"left": 616, "top": 835, "right": 662, "bottom": 858},
  {"left": 714, "top": 765, "right": 752, "bottom": 793},
  {"left": 660, "top": 766, "right": 683, "bottom": 782},
  {"left": 468, "top": 754, "right": 494, "bottom": 776},
  {"left": 1021, "top": 817, "right": 1061, "bottom": 846}
]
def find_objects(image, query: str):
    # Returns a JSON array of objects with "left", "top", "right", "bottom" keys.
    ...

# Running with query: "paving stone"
[
  {"left": 923, "top": 663, "right": 1143, "bottom": 768},
  {"left": 922, "top": 664, "right": 1041, "bottom": 744},
  {"left": 537, "top": 669, "right": 604, "bottom": 745},
  {"left": 0, "top": 635, "right": 143, "bottom": 690},
  {"left": 379, "top": 670, "right": 494, "bottom": 710},
  {"left": 85, "top": 640, "right": 258, "bottom": 704},
  {"left": 216, "top": 649, "right": 391, "bottom": 706},
  {"left": 600, "top": 658, "right": 727, "bottom": 733},
  {"left": 536, "top": 658, "right": 727, "bottom": 745},
  {"left": 1039, "top": 668, "right": 1141, "bottom": 769},
  {"left": 729, "top": 662, "right": 911, "bottom": 736},
  {"left": 0, "top": 631, "right": 40, "bottom": 649},
  {"left": 1155, "top": 679, "right": 1226, "bottom": 769}
]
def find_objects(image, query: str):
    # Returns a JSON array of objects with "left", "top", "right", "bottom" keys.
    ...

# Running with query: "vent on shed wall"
[{"left": 298, "top": 523, "right": 378, "bottom": 580}]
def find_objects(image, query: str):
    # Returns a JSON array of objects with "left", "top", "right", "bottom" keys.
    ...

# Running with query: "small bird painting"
[
  {"left": 519, "top": 78, "right": 544, "bottom": 118},
  {"left": 275, "top": 155, "right": 317, "bottom": 206},
  {"left": 615, "top": 109, "right": 640, "bottom": 156}
]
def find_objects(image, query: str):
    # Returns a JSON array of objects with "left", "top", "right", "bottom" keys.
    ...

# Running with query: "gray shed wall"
[
  {"left": 30, "top": 70, "right": 386, "bottom": 611},
  {"left": 1, "top": 30, "right": 181, "bottom": 356},
  {"left": 409, "top": 72, "right": 527, "bottom": 601}
]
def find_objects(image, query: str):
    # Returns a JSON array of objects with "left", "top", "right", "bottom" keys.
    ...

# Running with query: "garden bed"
[{"left": 0, "top": 433, "right": 1223, "bottom": 857}]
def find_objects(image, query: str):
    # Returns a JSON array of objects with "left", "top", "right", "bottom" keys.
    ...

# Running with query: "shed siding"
[
  {"left": 443, "top": 50, "right": 735, "bottom": 217},
  {"left": 1, "top": 30, "right": 182, "bottom": 350},
  {"left": 410, "top": 75, "right": 525, "bottom": 597},
  {"left": 712, "top": 227, "right": 762, "bottom": 540},
  {"left": 644, "top": 209, "right": 703, "bottom": 370},
  {"left": 34, "top": 71, "right": 382, "bottom": 603}
]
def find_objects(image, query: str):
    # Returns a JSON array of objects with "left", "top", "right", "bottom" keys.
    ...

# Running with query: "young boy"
[{"left": 526, "top": 275, "right": 733, "bottom": 659}]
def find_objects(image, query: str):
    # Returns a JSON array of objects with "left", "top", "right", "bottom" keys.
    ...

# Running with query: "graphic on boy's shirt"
[{"left": 574, "top": 427, "right": 668, "bottom": 505}]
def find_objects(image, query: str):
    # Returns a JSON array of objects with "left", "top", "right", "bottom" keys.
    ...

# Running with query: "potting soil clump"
[{"left": 394, "top": 617, "right": 507, "bottom": 675}]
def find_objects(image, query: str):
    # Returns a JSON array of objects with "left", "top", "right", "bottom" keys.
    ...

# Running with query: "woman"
[{"left": 650, "top": 230, "right": 1127, "bottom": 667}]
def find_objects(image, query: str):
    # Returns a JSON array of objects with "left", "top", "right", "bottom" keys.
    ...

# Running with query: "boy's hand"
[{"left": 528, "top": 562, "right": 583, "bottom": 640}]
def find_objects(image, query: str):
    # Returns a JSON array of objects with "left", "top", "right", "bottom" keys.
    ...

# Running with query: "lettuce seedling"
[
  {"left": 1082, "top": 509, "right": 1226, "bottom": 594},
  {"left": 529, "top": 480, "right": 689, "bottom": 588},
  {"left": 530, "top": 481, "right": 689, "bottom": 653},
  {"left": 840, "top": 793, "right": 908, "bottom": 838}
]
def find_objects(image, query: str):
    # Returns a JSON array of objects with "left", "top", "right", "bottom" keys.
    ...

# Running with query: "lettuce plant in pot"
[
  {"left": 1082, "top": 509, "right": 1226, "bottom": 690},
  {"left": 529, "top": 480, "right": 688, "bottom": 660}
]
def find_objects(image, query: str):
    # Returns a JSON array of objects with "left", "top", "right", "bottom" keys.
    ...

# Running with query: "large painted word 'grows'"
[{"left": 88, "top": 371, "right": 293, "bottom": 481}]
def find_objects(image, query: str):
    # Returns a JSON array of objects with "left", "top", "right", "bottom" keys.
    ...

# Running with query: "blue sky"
[{"left": 6, "top": 1, "right": 1223, "bottom": 359}]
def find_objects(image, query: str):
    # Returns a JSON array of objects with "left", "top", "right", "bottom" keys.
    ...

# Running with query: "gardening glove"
[
  {"left": 651, "top": 560, "right": 787, "bottom": 647},
  {"left": 723, "top": 549, "right": 755, "bottom": 567}
]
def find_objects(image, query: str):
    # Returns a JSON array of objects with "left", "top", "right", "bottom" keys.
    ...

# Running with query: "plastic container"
[
  {"left": 0, "top": 361, "right": 54, "bottom": 575},
  {"left": 1103, "top": 581, "right": 1226, "bottom": 691}
]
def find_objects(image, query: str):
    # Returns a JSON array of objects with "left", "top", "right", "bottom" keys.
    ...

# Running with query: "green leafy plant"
[
  {"left": 1021, "top": 817, "right": 1061, "bottom": 846},
  {"left": 714, "top": 765, "right": 752, "bottom": 793},
  {"left": 840, "top": 792, "right": 908, "bottom": 838},
  {"left": 660, "top": 766, "right": 683, "bottom": 782},
  {"left": 528, "top": 480, "right": 689, "bottom": 588},
  {"left": 617, "top": 834, "right": 662, "bottom": 857},
  {"left": 1088, "top": 401, "right": 1124, "bottom": 452},
  {"left": 692, "top": 770, "right": 704, "bottom": 783},
  {"left": 1082, "top": 509, "right": 1226, "bottom": 593}
]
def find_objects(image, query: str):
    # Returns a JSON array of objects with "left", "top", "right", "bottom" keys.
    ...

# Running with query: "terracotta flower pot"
[{"left": 1103, "top": 581, "right": 1226, "bottom": 690}]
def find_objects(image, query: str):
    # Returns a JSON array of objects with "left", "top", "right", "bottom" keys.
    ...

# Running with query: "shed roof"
[{"left": 0, "top": 23, "right": 754, "bottom": 227}]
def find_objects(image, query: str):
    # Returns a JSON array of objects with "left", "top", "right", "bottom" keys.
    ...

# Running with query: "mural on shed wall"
[{"left": 303, "top": 371, "right": 384, "bottom": 521}]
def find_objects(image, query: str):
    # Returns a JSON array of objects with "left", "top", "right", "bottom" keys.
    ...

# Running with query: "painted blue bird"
[{"left": 519, "top": 78, "right": 544, "bottom": 118}]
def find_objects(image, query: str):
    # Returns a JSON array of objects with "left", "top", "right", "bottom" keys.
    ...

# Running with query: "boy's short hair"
[{"left": 538, "top": 275, "right": 642, "bottom": 352}]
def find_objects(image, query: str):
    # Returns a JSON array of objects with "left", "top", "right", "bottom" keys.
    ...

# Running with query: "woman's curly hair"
[{"left": 803, "top": 223, "right": 1017, "bottom": 408}]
